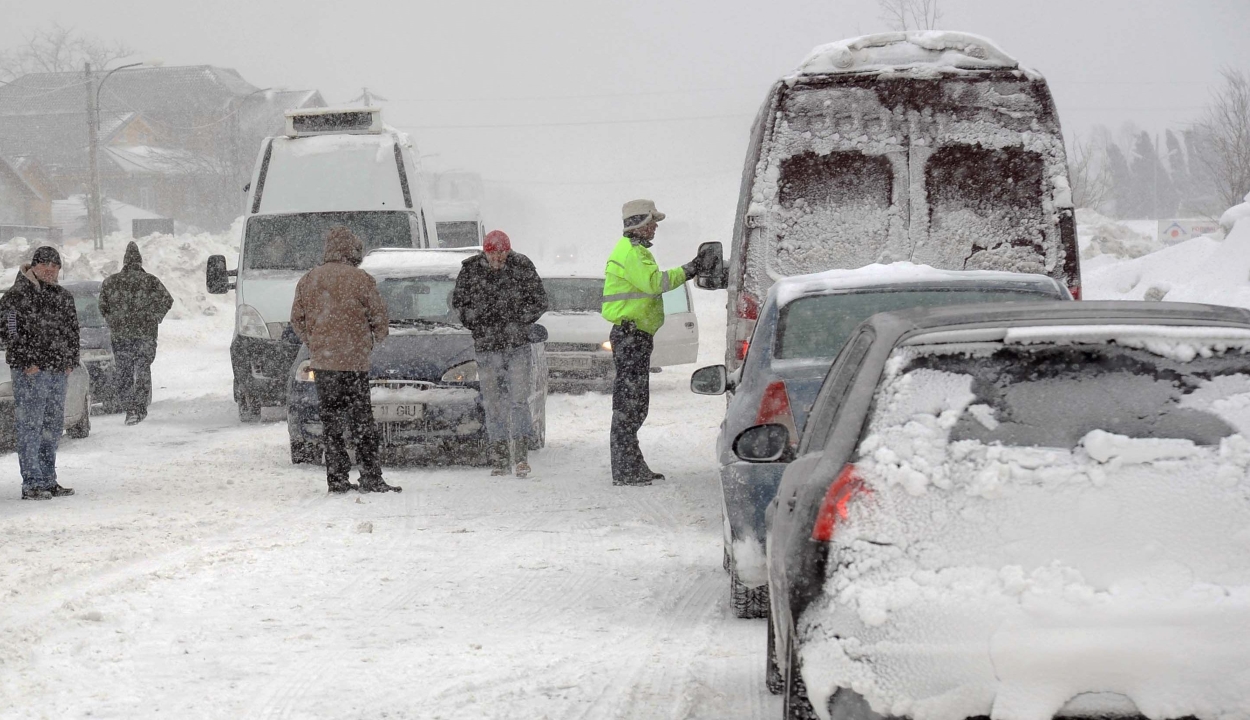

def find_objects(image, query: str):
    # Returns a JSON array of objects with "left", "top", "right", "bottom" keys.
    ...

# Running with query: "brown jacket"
[{"left": 290, "top": 231, "right": 388, "bottom": 372}]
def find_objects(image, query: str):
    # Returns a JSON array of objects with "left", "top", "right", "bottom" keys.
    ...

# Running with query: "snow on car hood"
[{"left": 799, "top": 338, "right": 1250, "bottom": 720}]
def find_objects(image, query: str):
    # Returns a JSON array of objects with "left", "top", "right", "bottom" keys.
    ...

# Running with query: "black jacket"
[
  {"left": 451, "top": 252, "right": 548, "bottom": 353},
  {"left": 99, "top": 242, "right": 174, "bottom": 340},
  {"left": 0, "top": 267, "right": 80, "bottom": 371}
]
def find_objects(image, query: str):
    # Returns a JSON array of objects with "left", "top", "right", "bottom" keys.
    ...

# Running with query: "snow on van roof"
[
  {"left": 790, "top": 31, "right": 1027, "bottom": 79},
  {"left": 770, "top": 262, "right": 1062, "bottom": 307},
  {"left": 360, "top": 248, "right": 478, "bottom": 277}
]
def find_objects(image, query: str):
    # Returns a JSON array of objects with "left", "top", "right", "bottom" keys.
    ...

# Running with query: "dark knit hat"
[{"left": 31, "top": 246, "right": 62, "bottom": 267}]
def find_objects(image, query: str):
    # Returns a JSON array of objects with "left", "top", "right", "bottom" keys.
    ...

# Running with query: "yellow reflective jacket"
[{"left": 600, "top": 236, "right": 687, "bottom": 336}]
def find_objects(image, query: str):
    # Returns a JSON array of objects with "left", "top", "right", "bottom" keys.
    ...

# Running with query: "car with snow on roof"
[
  {"left": 285, "top": 247, "right": 547, "bottom": 465},
  {"left": 707, "top": 31, "right": 1082, "bottom": 374},
  {"left": 61, "top": 281, "right": 127, "bottom": 413},
  {"left": 740, "top": 300, "right": 1250, "bottom": 719},
  {"left": 540, "top": 275, "right": 699, "bottom": 392},
  {"left": 690, "top": 264, "right": 1069, "bottom": 618}
]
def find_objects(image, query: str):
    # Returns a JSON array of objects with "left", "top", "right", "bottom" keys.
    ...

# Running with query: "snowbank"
[
  {"left": 1221, "top": 192, "right": 1250, "bottom": 235},
  {"left": 0, "top": 220, "right": 240, "bottom": 320},
  {"left": 1076, "top": 209, "right": 1161, "bottom": 259}
]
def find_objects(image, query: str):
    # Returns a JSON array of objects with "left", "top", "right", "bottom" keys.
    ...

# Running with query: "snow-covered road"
[{"left": 0, "top": 311, "right": 778, "bottom": 719}]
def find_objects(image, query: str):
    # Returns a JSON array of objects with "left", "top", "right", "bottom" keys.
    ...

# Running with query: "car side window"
[{"left": 798, "top": 329, "right": 874, "bottom": 455}]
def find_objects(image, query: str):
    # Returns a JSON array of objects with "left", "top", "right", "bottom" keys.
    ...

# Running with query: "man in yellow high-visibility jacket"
[{"left": 601, "top": 199, "right": 703, "bottom": 486}]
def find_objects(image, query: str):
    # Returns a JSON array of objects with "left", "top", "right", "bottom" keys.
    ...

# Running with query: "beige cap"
[{"left": 622, "top": 199, "right": 666, "bottom": 231}]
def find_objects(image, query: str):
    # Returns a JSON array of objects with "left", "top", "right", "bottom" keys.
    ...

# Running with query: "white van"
[
  {"left": 206, "top": 107, "right": 438, "bottom": 420},
  {"left": 432, "top": 200, "right": 485, "bottom": 248},
  {"left": 710, "top": 32, "right": 1081, "bottom": 370}
]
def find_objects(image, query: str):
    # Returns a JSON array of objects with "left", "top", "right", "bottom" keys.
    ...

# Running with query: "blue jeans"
[
  {"left": 476, "top": 345, "right": 534, "bottom": 443},
  {"left": 12, "top": 369, "right": 67, "bottom": 491}
]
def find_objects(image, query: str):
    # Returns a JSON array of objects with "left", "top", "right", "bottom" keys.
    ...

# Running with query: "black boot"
[
  {"left": 359, "top": 476, "right": 402, "bottom": 493},
  {"left": 49, "top": 484, "right": 75, "bottom": 497},
  {"left": 327, "top": 479, "right": 358, "bottom": 494},
  {"left": 21, "top": 487, "right": 51, "bottom": 500}
]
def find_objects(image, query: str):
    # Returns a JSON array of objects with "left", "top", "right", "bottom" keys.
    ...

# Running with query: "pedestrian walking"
[
  {"left": 290, "top": 226, "right": 400, "bottom": 494},
  {"left": 99, "top": 242, "right": 174, "bottom": 425},
  {"left": 601, "top": 200, "right": 705, "bottom": 486},
  {"left": 0, "top": 247, "right": 79, "bottom": 500},
  {"left": 451, "top": 230, "right": 548, "bottom": 478}
]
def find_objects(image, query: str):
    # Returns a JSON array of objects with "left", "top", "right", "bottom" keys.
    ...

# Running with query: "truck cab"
[{"left": 207, "top": 107, "right": 438, "bottom": 421}]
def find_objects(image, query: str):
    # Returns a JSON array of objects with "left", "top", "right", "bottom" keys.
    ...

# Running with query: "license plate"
[
  {"left": 373, "top": 404, "right": 424, "bottom": 421},
  {"left": 555, "top": 356, "right": 592, "bottom": 368}
]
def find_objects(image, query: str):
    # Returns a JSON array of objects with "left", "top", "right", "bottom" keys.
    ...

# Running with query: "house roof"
[{"left": 0, "top": 111, "right": 145, "bottom": 176}]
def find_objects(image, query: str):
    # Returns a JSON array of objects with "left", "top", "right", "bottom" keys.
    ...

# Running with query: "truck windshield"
[
  {"left": 243, "top": 211, "right": 419, "bottom": 271},
  {"left": 436, "top": 221, "right": 481, "bottom": 248}
]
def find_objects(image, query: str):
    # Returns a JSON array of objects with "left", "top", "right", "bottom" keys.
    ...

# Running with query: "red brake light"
[
  {"left": 736, "top": 292, "right": 759, "bottom": 321},
  {"left": 755, "top": 381, "right": 792, "bottom": 426},
  {"left": 811, "top": 464, "right": 869, "bottom": 542},
  {"left": 1068, "top": 285, "right": 1082, "bottom": 300},
  {"left": 737, "top": 340, "right": 750, "bottom": 360}
]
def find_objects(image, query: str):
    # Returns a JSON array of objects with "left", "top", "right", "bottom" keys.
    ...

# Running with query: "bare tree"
[
  {"left": 878, "top": 0, "right": 942, "bottom": 31},
  {"left": 1068, "top": 132, "right": 1114, "bottom": 211},
  {"left": 1195, "top": 68, "right": 1250, "bottom": 209},
  {"left": 0, "top": 23, "right": 134, "bottom": 82}
]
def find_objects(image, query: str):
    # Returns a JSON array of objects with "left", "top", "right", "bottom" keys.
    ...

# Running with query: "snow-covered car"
[
  {"left": 690, "top": 265, "right": 1069, "bottom": 619},
  {"left": 207, "top": 107, "right": 440, "bottom": 422},
  {"left": 718, "top": 31, "right": 1081, "bottom": 372},
  {"left": 742, "top": 300, "right": 1250, "bottom": 720},
  {"left": 539, "top": 276, "right": 699, "bottom": 391},
  {"left": 63, "top": 281, "right": 122, "bottom": 413},
  {"left": 285, "top": 248, "right": 547, "bottom": 464}
]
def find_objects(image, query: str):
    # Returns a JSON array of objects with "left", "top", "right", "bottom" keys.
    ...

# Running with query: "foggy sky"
[{"left": 4, "top": 0, "right": 1249, "bottom": 260}]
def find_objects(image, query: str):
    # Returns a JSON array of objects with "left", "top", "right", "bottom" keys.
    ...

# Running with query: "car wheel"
[
  {"left": 767, "top": 604, "right": 784, "bottom": 695},
  {"left": 730, "top": 568, "right": 768, "bottom": 619},
  {"left": 66, "top": 392, "right": 91, "bottom": 439},
  {"left": 290, "top": 438, "right": 321, "bottom": 465},
  {"left": 238, "top": 395, "right": 261, "bottom": 423},
  {"left": 784, "top": 639, "right": 819, "bottom": 720}
]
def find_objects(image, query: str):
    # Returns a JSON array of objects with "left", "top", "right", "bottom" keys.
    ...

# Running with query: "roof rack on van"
[
  {"left": 791, "top": 31, "right": 1024, "bottom": 78},
  {"left": 285, "top": 107, "right": 384, "bottom": 137}
]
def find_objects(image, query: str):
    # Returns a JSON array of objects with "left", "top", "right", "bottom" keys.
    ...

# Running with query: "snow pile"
[
  {"left": 799, "top": 341, "right": 1250, "bottom": 720},
  {"left": 0, "top": 220, "right": 240, "bottom": 320},
  {"left": 1221, "top": 191, "right": 1250, "bottom": 235},
  {"left": 1077, "top": 208, "right": 1161, "bottom": 259},
  {"left": 770, "top": 262, "right": 1059, "bottom": 307},
  {"left": 1083, "top": 205, "right": 1250, "bottom": 307},
  {"left": 792, "top": 32, "right": 1022, "bottom": 78}
]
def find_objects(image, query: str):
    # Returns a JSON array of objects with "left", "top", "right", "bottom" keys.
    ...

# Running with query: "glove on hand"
[{"left": 681, "top": 261, "right": 699, "bottom": 279}]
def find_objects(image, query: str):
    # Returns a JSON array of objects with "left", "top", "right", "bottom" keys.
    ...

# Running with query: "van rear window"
[{"left": 243, "top": 211, "right": 419, "bottom": 271}]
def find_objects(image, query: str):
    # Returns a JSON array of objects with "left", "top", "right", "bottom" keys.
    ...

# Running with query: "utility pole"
[{"left": 85, "top": 62, "right": 105, "bottom": 250}]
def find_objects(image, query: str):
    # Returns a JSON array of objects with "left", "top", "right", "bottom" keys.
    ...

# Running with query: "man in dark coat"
[
  {"left": 0, "top": 246, "right": 79, "bottom": 500},
  {"left": 99, "top": 242, "right": 174, "bottom": 425},
  {"left": 451, "top": 230, "right": 548, "bottom": 477}
]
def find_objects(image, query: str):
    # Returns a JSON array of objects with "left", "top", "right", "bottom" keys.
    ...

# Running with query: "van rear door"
[{"left": 652, "top": 285, "right": 699, "bottom": 366}]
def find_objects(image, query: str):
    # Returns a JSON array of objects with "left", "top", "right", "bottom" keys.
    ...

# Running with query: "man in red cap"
[{"left": 452, "top": 230, "right": 548, "bottom": 477}]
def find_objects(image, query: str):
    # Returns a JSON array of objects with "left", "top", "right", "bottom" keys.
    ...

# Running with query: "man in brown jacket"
[{"left": 290, "top": 226, "right": 401, "bottom": 494}]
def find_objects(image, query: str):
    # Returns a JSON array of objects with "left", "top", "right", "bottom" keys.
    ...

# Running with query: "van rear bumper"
[{"left": 230, "top": 335, "right": 300, "bottom": 406}]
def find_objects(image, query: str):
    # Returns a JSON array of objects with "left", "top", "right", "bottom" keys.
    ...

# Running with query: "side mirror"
[
  {"left": 690, "top": 365, "right": 728, "bottom": 395},
  {"left": 733, "top": 423, "right": 794, "bottom": 463},
  {"left": 695, "top": 241, "right": 727, "bottom": 290},
  {"left": 528, "top": 323, "right": 549, "bottom": 343},
  {"left": 206, "top": 255, "right": 235, "bottom": 294}
]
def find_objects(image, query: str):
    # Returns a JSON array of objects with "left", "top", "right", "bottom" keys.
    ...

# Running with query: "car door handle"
[{"left": 787, "top": 497, "right": 797, "bottom": 511}]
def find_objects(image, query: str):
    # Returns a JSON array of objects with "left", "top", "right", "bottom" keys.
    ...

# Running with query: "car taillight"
[
  {"left": 756, "top": 380, "right": 798, "bottom": 444},
  {"left": 1069, "top": 285, "right": 1082, "bottom": 300},
  {"left": 737, "top": 340, "right": 750, "bottom": 360},
  {"left": 811, "top": 464, "right": 869, "bottom": 542},
  {"left": 736, "top": 292, "right": 759, "bottom": 321}
]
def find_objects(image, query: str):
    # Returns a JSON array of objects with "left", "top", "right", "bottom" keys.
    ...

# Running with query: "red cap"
[{"left": 483, "top": 230, "right": 511, "bottom": 253}]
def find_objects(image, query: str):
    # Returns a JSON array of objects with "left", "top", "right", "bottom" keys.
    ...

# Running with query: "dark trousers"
[
  {"left": 314, "top": 370, "right": 382, "bottom": 486},
  {"left": 609, "top": 323, "right": 654, "bottom": 483},
  {"left": 113, "top": 338, "right": 156, "bottom": 415}
]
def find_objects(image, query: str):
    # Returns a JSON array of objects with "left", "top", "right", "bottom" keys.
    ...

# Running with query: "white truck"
[{"left": 206, "top": 107, "right": 439, "bottom": 421}]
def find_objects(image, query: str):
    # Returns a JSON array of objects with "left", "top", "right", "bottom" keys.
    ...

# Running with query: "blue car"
[
  {"left": 690, "top": 264, "right": 1071, "bottom": 618},
  {"left": 286, "top": 249, "right": 548, "bottom": 465}
]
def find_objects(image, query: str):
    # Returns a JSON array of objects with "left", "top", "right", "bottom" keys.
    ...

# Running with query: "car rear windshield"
[
  {"left": 377, "top": 276, "right": 459, "bottom": 324},
  {"left": 885, "top": 343, "right": 1250, "bottom": 449},
  {"left": 774, "top": 288, "right": 1055, "bottom": 360},
  {"left": 73, "top": 293, "right": 106, "bottom": 328},
  {"left": 243, "top": 211, "right": 419, "bottom": 271},
  {"left": 543, "top": 279, "right": 603, "bottom": 313}
]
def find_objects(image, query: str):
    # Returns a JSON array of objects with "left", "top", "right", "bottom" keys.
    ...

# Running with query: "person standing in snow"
[
  {"left": 451, "top": 230, "right": 548, "bottom": 478},
  {"left": 290, "top": 226, "right": 401, "bottom": 494},
  {"left": 99, "top": 241, "right": 174, "bottom": 425},
  {"left": 601, "top": 200, "right": 705, "bottom": 486},
  {"left": 0, "top": 247, "right": 79, "bottom": 500}
]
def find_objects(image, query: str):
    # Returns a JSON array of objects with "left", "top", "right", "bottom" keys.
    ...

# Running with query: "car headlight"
[
  {"left": 236, "top": 304, "right": 270, "bottom": 339},
  {"left": 80, "top": 348, "right": 113, "bottom": 363},
  {"left": 442, "top": 361, "right": 478, "bottom": 383},
  {"left": 600, "top": 340, "right": 612, "bottom": 352},
  {"left": 295, "top": 359, "right": 316, "bottom": 383}
]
